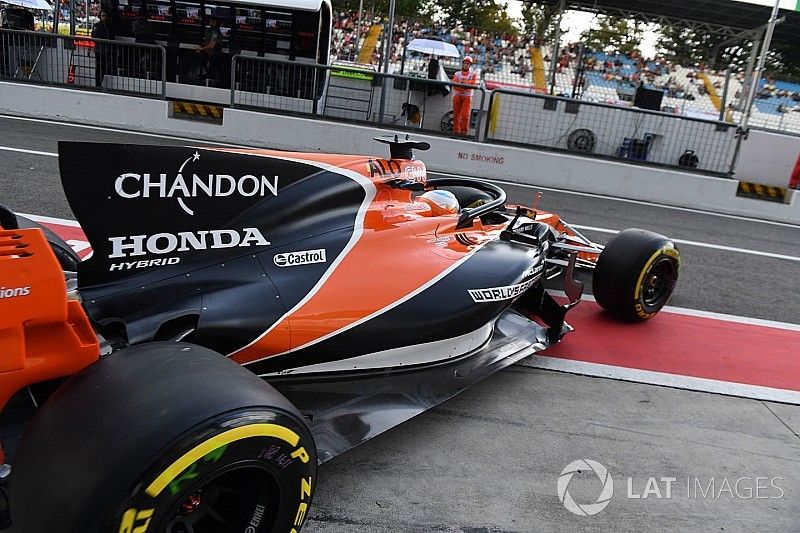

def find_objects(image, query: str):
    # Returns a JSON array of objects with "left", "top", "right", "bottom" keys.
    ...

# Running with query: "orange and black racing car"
[{"left": 0, "top": 137, "right": 679, "bottom": 532}]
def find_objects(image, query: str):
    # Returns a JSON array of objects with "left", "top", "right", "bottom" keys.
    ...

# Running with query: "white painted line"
[
  {"left": 20, "top": 213, "right": 81, "bottom": 227},
  {"left": 548, "top": 290, "right": 800, "bottom": 331},
  {"left": 569, "top": 225, "right": 618, "bottom": 235},
  {"left": 452, "top": 172, "right": 800, "bottom": 230},
  {"left": 571, "top": 223, "right": 800, "bottom": 263},
  {"left": 0, "top": 146, "right": 57, "bottom": 157},
  {"left": 0, "top": 114, "right": 250, "bottom": 148},
  {"left": 660, "top": 304, "right": 800, "bottom": 332},
  {"left": 670, "top": 237, "right": 800, "bottom": 262},
  {"left": 522, "top": 356, "right": 800, "bottom": 405}
]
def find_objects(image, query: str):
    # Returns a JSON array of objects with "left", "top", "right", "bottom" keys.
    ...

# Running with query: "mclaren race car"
[{"left": 0, "top": 136, "right": 680, "bottom": 532}]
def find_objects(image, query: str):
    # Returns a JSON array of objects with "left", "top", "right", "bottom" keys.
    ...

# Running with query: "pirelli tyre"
[
  {"left": 592, "top": 228, "right": 680, "bottom": 322},
  {"left": 9, "top": 342, "right": 316, "bottom": 533}
]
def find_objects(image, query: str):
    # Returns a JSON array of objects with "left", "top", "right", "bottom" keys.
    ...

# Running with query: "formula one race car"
[{"left": 0, "top": 136, "right": 679, "bottom": 532}]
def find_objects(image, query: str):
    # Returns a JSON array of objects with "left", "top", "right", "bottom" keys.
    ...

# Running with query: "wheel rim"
[
  {"left": 641, "top": 257, "right": 677, "bottom": 310},
  {"left": 567, "top": 129, "right": 596, "bottom": 153},
  {"left": 441, "top": 111, "right": 453, "bottom": 132},
  {"left": 163, "top": 465, "right": 279, "bottom": 533}
]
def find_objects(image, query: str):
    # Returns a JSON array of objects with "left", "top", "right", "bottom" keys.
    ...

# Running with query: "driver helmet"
[{"left": 418, "top": 190, "right": 460, "bottom": 216}]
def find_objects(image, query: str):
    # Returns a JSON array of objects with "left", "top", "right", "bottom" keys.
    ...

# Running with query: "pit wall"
[
  {"left": 1, "top": 81, "right": 797, "bottom": 224},
  {"left": 736, "top": 130, "right": 800, "bottom": 187}
]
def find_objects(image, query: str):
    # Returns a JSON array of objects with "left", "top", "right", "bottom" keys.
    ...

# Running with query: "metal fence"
[
  {"left": 230, "top": 56, "right": 488, "bottom": 141},
  {"left": 485, "top": 88, "right": 738, "bottom": 175},
  {"left": 0, "top": 29, "right": 166, "bottom": 98},
  {"left": 2, "top": 37, "right": 747, "bottom": 176},
  {"left": 742, "top": 95, "right": 800, "bottom": 135}
]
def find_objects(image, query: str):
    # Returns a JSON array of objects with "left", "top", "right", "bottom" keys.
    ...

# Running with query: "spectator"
[
  {"left": 132, "top": 8, "right": 154, "bottom": 44},
  {"left": 91, "top": 7, "right": 114, "bottom": 87},
  {"left": 133, "top": 8, "right": 159, "bottom": 78},
  {"left": 725, "top": 104, "right": 734, "bottom": 123},
  {"left": 194, "top": 16, "right": 221, "bottom": 82}
]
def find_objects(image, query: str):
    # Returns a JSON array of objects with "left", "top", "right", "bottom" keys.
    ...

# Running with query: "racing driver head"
[{"left": 418, "top": 189, "right": 460, "bottom": 216}]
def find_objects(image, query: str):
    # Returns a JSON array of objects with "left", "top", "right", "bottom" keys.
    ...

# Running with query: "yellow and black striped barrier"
[
  {"left": 736, "top": 181, "right": 788, "bottom": 203},
  {"left": 171, "top": 101, "right": 224, "bottom": 122}
]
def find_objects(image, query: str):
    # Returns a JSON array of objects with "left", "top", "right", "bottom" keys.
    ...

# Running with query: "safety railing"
[
  {"left": 230, "top": 56, "right": 488, "bottom": 141},
  {"left": 742, "top": 95, "right": 800, "bottom": 135},
  {"left": 484, "top": 88, "right": 739, "bottom": 175},
  {"left": 1, "top": 28, "right": 166, "bottom": 99}
]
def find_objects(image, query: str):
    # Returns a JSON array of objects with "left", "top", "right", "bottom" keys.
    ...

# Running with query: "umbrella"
[
  {"left": 406, "top": 38, "right": 460, "bottom": 58},
  {"left": 3, "top": 0, "right": 51, "bottom": 10}
]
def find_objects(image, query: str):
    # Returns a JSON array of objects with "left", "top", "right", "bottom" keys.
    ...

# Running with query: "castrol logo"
[{"left": 273, "top": 249, "right": 327, "bottom": 267}]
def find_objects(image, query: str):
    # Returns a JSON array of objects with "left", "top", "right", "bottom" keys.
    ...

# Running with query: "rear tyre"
[
  {"left": 9, "top": 342, "right": 316, "bottom": 533},
  {"left": 592, "top": 228, "right": 680, "bottom": 321}
]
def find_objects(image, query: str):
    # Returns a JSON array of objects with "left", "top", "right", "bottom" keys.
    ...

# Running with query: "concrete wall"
[
  {"left": 736, "top": 129, "right": 800, "bottom": 187},
  {"left": 1, "top": 81, "right": 797, "bottom": 224}
]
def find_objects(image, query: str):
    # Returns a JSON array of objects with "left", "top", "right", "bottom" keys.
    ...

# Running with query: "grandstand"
[
  {"left": 532, "top": 0, "right": 800, "bottom": 133},
  {"left": 331, "top": 12, "right": 538, "bottom": 90},
  {"left": 331, "top": 10, "right": 372, "bottom": 64},
  {"left": 328, "top": 4, "right": 800, "bottom": 135}
]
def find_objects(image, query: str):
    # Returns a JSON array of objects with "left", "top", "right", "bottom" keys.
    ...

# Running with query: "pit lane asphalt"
[{"left": 1, "top": 115, "right": 798, "bottom": 532}]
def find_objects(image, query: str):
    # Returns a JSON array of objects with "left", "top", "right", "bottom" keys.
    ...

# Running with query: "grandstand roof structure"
[{"left": 531, "top": 0, "right": 800, "bottom": 48}]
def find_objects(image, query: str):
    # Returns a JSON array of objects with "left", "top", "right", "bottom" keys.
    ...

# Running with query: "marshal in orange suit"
[{"left": 451, "top": 56, "right": 478, "bottom": 135}]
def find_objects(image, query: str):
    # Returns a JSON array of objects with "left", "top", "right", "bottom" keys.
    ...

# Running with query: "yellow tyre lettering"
[
  {"left": 635, "top": 303, "right": 656, "bottom": 320},
  {"left": 137, "top": 423, "right": 312, "bottom": 533},
  {"left": 300, "top": 476, "right": 312, "bottom": 500},
  {"left": 119, "top": 509, "right": 136, "bottom": 533},
  {"left": 291, "top": 446, "right": 310, "bottom": 464},
  {"left": 634, "top": 244, "right": 678, "bottom": 300},
  {"left": 119, "top": 508, "right": 154, "bottom": 533},
  {"left": 294, "top": 503, "right": 308, "bottom": 527},
  {"left": 293, "top": 476, "right": 313, "bottom": 529},
  {"left": 664, "top": 247, "right": 680, "bottom": 265},
  {"left": 146, "top": 424, "right": 301, "bottom": 498}
]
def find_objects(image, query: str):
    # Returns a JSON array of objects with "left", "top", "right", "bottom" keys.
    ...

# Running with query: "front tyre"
[
  {"left": 592, "top": 228, "right": 680, "bottom": 321},
  {"left": 9, "top": 343, "right": 316, "bottom": 533}
]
